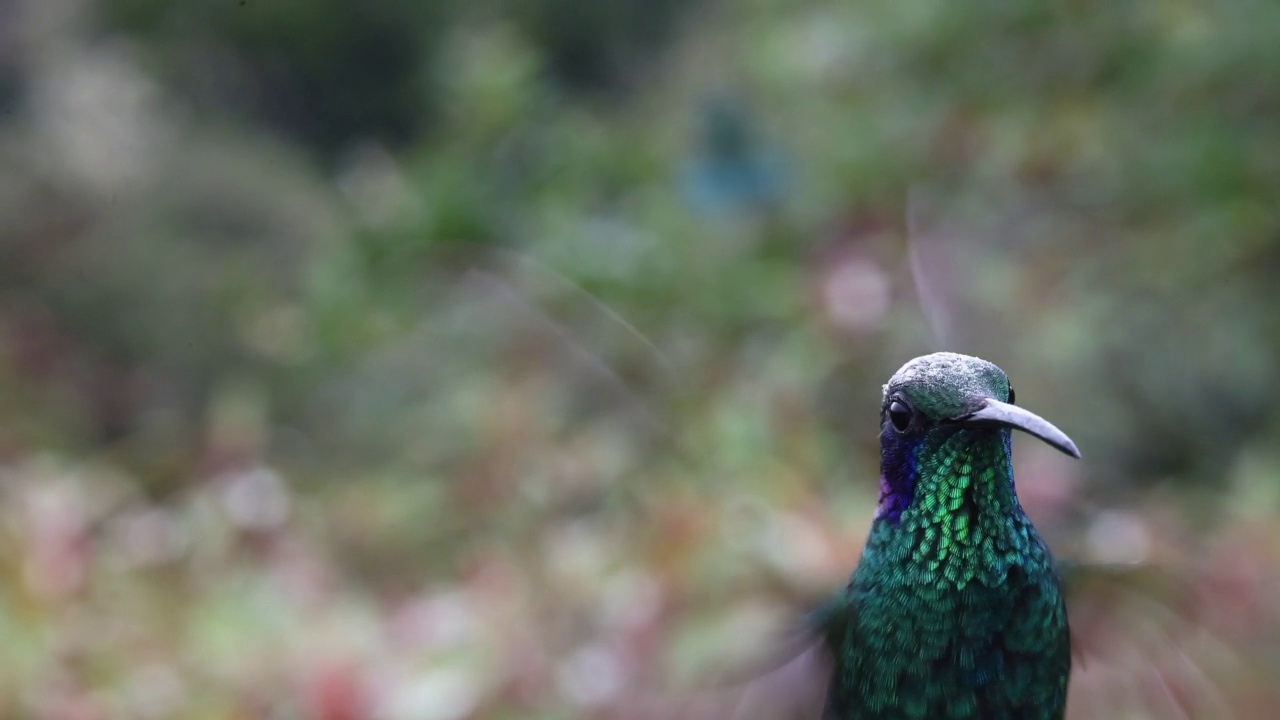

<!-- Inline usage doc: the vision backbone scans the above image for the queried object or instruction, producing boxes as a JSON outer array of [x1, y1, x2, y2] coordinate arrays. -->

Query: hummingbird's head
[[875, 352, 1079, 523], [881, 352, 1079, 458]]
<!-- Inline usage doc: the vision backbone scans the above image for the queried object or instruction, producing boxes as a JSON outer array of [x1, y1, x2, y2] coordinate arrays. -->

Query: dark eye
[[888, 399, 913, 432], [1008, 387, 1016, 404]]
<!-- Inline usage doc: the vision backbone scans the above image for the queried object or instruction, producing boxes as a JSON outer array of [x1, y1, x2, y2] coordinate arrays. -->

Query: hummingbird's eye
[[1008, 387, 1016, 404], [887, 399, 913, 432]]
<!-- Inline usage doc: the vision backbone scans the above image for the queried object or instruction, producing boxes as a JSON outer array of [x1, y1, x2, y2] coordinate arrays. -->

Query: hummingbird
[[820, 351, 1079, 719], [607, 351, 1277, 719]]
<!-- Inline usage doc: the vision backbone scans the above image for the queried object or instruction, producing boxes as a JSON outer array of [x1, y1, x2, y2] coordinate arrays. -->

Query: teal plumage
[[823, 353, 1078, 719]]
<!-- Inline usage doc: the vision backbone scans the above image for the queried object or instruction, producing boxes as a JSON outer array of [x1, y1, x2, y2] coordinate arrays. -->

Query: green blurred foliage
[[1, 0, 1279, 717], [100, 0, 448, 154]]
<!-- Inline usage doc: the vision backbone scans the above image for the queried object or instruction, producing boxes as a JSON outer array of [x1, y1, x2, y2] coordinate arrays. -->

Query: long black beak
[[955, 398, 1081, 458]]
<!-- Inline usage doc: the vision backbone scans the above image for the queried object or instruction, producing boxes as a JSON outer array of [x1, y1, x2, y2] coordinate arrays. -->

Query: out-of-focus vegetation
[[1, 0, 1279, 717]]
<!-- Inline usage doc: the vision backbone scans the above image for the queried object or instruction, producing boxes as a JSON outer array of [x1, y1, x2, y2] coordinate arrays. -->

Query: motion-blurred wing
[[906, 185, 1079, 356], [602, 597, 847, 720], [1060, 557, 1280, 719]]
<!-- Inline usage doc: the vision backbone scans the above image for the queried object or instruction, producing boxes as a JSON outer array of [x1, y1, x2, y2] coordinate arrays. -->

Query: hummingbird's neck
[[865, 427, 1043, 589], [876, 426, 1019, 526]]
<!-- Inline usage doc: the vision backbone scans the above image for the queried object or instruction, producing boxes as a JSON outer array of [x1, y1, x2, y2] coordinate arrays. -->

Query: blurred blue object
[[680, 96, 786, 216]]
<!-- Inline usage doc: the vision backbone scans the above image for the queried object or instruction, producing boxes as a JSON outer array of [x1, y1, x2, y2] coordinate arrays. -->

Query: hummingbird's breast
[[827, 516, 1071, 719]]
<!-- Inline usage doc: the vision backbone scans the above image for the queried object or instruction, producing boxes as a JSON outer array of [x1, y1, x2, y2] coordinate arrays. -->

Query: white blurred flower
[[31, 41, 172, 191], [1086, 510, 1150, 565], [377, 667, 480, 720], [821, 257, 891, 335], [555, 643, 627, 709], [390, 590, 479, 652], [544, 520, 609, 585], [19, 476, 89, 599], [111, 506, 187, 568], [123, 663, 186, 720], [601, 570, 663, 632], [220, 466, 290, 531], [336, 142, 408, 227]]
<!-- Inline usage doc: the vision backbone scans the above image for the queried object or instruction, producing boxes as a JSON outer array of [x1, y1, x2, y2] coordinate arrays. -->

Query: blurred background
[[2, 0, 1280, 717]]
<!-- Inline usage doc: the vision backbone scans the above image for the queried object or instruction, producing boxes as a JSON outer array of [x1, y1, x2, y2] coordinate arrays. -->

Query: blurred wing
[[602, 597, 848, 720], [906, 185, 978, 350], [906, 184, 1079, 355], [308, 251, 686, 467], [1061, 559, 1280, 719]]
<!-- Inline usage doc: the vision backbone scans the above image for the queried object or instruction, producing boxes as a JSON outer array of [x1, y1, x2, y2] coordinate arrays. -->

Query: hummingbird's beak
[[955, 398, 1081, 458]]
